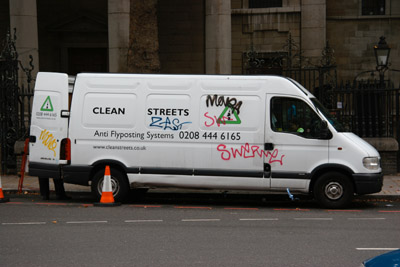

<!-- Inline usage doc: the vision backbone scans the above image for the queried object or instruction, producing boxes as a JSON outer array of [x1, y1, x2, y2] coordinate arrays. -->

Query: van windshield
[[311, 98, 346, 132]]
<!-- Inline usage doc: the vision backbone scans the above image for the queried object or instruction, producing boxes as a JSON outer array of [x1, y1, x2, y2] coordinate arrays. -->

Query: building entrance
[[67, 48, 108, 75]]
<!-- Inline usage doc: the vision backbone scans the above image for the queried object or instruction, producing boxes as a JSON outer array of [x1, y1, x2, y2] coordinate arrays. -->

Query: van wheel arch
[[89, 160, 129, 183], [309, 165, 355, 194], [90, 160, 128, 177]]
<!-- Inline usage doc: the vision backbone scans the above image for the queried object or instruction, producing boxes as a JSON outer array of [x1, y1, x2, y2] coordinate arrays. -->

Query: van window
[[311, 97, 345, 132], [271, 97, 324, 139]]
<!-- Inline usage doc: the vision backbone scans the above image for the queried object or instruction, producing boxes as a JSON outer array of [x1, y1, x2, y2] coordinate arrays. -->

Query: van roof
[[73, 73, 310, 97], [77, 72, 286, 80]]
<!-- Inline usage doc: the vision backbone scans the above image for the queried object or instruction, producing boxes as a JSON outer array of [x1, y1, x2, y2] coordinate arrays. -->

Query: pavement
[[1, 173, 400, 197], [1, 174, 90, 193]]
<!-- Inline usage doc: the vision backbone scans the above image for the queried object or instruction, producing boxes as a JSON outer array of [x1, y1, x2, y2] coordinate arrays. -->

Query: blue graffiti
[[150, 116, 192, 131]]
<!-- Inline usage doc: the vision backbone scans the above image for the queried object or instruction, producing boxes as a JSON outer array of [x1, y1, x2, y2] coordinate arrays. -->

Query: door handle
[[264, 163, 271, 178], [61, 110, 70, 118], [264, 143, 274, 150]]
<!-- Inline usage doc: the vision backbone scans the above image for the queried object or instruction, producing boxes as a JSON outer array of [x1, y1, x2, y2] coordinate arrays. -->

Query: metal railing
[[0, 29, 34, 173], [324, 80, 400, 139]]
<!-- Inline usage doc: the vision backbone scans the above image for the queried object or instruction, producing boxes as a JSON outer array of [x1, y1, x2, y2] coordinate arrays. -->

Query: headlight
[[363, 157, 380, 170]]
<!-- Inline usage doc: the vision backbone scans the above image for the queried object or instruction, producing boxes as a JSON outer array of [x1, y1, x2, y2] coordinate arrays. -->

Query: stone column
[[9, 0, 39, 79], [205, 0, 231, 74], [108, 0, 130, 73], [301, 0, 326, 62]]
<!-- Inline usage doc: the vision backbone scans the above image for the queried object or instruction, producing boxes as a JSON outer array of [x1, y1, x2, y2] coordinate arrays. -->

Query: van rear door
[[29, 72, 69, 178]]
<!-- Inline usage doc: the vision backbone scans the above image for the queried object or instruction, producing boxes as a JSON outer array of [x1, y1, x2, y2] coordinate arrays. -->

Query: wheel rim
[[324, 182, 343, 200], [97, 176, 120, 197]]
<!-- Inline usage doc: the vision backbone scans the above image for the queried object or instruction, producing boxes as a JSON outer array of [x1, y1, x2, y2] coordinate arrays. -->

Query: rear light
[[60, 138, 71, 161]]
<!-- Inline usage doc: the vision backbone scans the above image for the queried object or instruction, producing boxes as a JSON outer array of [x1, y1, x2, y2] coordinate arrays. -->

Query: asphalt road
[[1, 192, 399, 267]]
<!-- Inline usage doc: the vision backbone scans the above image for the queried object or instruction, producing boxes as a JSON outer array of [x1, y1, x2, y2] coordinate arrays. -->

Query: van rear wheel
[[91, 167, 130, 202], [313, 172, 354, 209]]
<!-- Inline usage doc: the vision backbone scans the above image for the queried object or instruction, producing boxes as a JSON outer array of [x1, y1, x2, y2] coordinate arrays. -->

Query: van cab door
[[265, 94, 329, 190], [29, 73, 69, 178]]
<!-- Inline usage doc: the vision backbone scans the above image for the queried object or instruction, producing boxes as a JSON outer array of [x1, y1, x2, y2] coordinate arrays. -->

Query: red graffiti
[[204, 112, 230, 127], [217, 143, 285, 165]]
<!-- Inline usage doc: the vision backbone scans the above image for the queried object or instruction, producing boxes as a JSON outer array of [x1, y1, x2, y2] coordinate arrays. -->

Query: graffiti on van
[[206, 95, 243, 115], [39, 129, 58, 157], [217, 143, 284, 165], [204, 107, 241, 127], [204, 112, 229, 127], [149, 116, 192, 131]]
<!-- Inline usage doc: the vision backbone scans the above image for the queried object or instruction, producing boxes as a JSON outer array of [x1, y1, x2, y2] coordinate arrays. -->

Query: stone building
[[1, 0, 399, 173], [1, 0, 399, 84]]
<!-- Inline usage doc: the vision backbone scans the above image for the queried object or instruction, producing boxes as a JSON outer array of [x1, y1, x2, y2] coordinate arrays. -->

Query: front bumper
[[353, 172, 383, 195]]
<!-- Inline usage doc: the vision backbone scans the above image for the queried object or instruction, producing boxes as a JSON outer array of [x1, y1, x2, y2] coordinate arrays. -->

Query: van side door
[[265, 95, 329, 191], [29, 73, 69, 178]]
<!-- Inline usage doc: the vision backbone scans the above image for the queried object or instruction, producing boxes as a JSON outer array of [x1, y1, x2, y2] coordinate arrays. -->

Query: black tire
[[313, 172, 354, 209], [91, 167, 130, 202]]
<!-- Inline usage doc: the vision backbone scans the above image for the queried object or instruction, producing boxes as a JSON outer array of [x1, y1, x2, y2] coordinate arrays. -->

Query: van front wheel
[[91, 167, 130, 202], [313, 172, 354, 209]]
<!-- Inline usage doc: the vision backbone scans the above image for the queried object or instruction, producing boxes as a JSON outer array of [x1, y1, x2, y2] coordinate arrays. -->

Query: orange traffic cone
[[94, 166, 121, 207], [0, 175, 10, 203]]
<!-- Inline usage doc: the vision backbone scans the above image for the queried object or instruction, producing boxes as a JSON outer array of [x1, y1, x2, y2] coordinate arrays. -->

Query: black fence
[[283, 67, 337, 96], [321, 80, 400, 139], [0, 30, 34, 173]]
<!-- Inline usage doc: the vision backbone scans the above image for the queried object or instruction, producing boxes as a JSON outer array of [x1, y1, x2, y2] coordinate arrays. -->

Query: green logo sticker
[[218, 106, 241, 124], [41, 96, 54, 111]]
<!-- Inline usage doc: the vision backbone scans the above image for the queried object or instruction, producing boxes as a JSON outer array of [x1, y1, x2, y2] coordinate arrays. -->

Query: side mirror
[[320, 121, 332, 140]]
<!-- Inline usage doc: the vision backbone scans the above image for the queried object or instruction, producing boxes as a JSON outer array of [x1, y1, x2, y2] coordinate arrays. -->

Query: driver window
[[271, 97, 323, 139]]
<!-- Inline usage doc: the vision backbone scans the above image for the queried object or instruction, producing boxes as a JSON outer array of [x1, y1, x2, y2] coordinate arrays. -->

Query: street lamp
[[374, 36, 390, 87]]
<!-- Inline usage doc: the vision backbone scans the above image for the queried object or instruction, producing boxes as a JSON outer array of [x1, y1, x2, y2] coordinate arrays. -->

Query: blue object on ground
[[363, 249, 400, 267]]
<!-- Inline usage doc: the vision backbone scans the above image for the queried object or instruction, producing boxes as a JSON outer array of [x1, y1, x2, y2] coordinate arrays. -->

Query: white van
[[28, 72, 383, 208]]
